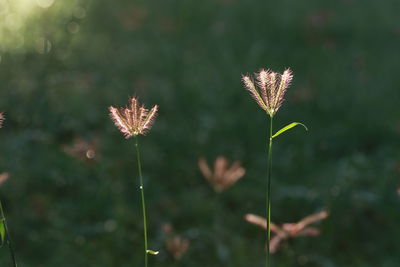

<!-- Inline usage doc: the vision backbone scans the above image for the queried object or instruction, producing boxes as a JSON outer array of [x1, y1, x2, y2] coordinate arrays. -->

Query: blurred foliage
[[1, 0, 400, 266]]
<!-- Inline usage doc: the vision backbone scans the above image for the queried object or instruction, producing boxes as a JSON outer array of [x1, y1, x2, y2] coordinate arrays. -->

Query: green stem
[[266, 116, 273, 267], [0, 200, 17, 267], [134, 136, 148, 267]]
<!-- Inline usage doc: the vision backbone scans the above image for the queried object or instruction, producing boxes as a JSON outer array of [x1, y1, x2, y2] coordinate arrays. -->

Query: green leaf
[[146, 249, 159, 255], [0, 222, 5, 247], [272, 122, 308, 139]]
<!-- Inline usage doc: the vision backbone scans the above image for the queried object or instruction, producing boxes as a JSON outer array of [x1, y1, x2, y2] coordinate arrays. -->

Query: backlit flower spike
[[242, 75, 269, 113], [109, 97, 158, 138], [256, 69, 271, 109], [0, 112, 4, 128], [242, 68, 293, 117], [141, 105, 158, 135], [273, 68, 293, 113], [109, 106, 131, 138]]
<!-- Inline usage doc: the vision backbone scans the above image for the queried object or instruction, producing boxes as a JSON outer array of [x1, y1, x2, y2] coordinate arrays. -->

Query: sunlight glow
[[0, 0, 85, 53]]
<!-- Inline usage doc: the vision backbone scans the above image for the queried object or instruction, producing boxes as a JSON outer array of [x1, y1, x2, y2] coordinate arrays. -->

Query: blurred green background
[[1, 0, 400, 266]]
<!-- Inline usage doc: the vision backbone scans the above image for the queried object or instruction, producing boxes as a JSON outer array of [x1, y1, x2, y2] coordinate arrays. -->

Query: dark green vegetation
[[1, 0, 400, 266]]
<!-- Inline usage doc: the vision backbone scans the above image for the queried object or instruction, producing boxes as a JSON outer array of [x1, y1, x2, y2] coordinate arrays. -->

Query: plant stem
[[266, 116, 273, 267], [134, 136, 148, 267], [0, 200, 17, 267]]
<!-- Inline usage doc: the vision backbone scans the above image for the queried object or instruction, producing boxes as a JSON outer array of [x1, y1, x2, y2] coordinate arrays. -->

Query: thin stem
[[266, 116, 273, 267], [0, 200, 17, 267], [134, 136, 148, 267]]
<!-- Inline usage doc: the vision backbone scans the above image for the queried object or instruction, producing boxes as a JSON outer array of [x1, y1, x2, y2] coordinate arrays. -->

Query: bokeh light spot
[[86, 149, 95, 159], [73, 6, 86, 19], [67, 21, 79, 34], [35, 37, 51, 54]]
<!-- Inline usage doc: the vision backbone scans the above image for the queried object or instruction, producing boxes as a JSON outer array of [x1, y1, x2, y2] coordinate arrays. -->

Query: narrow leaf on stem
[[146, 249, 159, 255], [272, 122, 308, 139], [0, 222, 4, 246]]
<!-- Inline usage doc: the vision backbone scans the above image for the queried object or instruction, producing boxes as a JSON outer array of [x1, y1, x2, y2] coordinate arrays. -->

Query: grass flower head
[[242, 68, 293, 117], [109, 97, 158, 138]]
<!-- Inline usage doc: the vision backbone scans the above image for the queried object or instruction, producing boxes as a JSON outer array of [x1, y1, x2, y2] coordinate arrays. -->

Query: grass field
[[1, 0, 400, 266]]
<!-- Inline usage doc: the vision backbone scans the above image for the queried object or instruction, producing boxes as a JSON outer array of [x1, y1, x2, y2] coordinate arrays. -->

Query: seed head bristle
[[138, 105, 148, 132], [242, 75, 268, 112], [130, 97, 138, 130], [110, 107, 131, 138], [256, 69, 271, 109], [274, 68, 293, 111], [267, 72, 277, 105], [141, 105, 158, 135], [109, 97, 158, 138]]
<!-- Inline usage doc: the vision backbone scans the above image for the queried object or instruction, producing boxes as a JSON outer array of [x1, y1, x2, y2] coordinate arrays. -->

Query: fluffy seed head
[[109, 97, 158, 138], [242, 68, 293, 116]]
